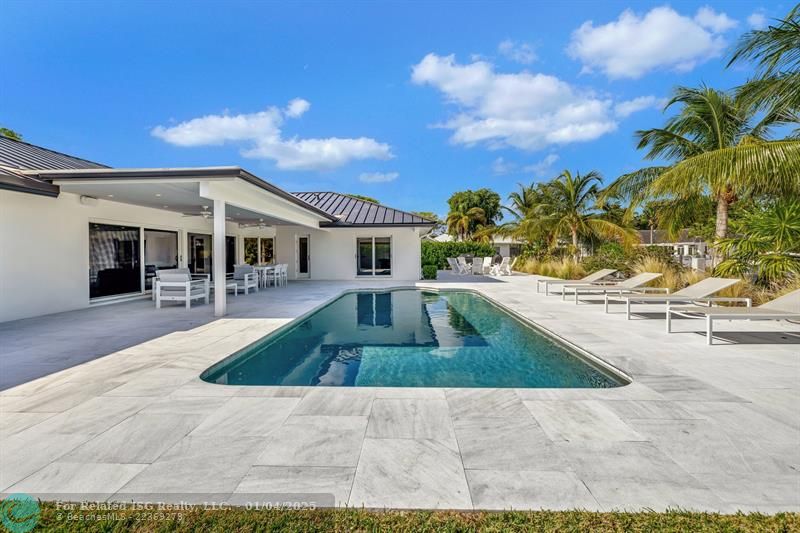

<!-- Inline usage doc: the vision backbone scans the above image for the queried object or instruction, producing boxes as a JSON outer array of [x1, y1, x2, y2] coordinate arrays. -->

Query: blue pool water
[[201, 289, 625, 388]]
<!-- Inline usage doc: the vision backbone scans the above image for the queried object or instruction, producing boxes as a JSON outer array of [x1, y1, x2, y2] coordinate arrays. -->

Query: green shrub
[[421, 264, 438, 280], [421, 241, 496, 269]]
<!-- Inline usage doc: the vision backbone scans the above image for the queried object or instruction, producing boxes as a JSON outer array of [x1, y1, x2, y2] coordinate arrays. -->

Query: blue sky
[[1, 1, 787, 216]]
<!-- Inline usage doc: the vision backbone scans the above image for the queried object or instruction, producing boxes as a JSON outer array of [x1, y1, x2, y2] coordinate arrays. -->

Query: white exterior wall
[[0, 189, 424, 322], [274, 225, 421, 281], [0, 189, 274, 322]]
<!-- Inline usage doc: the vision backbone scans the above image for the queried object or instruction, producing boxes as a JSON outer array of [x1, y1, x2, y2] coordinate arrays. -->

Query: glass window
[[89, 223, 141, 299], [188, 233, 212, 275], [244, 238, 259, 265], [356, 237, 391, 276], [260, 238, 274, 264]]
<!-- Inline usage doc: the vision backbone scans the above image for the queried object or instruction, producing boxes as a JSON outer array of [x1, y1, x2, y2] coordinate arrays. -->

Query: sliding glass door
[[143, 229, 178, 290], [357, 237, 391, 276], [89, 223, 141, 298]]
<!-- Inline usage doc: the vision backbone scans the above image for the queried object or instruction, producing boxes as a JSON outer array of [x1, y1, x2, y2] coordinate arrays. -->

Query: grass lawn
[[35, 503, 799, 532]]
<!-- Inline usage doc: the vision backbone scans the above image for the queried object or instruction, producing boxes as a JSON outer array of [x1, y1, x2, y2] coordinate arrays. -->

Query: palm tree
[[715, 200, 800, 283], [728, 6, 800, 127], [603, 85, 800, 243], [446, 207, 486, 241], [546, 170, 637, 258]]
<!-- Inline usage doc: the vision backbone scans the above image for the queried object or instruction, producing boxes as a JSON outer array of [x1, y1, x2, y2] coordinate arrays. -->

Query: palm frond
[[649, 140, 800, 199], [728, 5, 800, 77]]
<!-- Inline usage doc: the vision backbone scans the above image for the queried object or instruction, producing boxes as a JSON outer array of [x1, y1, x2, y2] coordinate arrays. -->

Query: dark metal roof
[[292, 192, 435, 227], [0, 136, 108, 171]]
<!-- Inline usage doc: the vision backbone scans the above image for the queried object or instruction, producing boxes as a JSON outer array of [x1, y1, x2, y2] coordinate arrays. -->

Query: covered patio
[[13, 167, 334, 318]]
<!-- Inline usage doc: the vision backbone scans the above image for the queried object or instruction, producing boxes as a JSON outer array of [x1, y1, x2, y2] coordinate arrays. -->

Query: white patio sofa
[[154, 271, 209, 309]]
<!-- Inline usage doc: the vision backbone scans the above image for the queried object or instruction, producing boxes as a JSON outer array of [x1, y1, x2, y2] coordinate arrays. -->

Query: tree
[[446, 188, 502, 238], [603, 85, 800, 244], [446, 207, 486, 241], [715, 200, 800, 284], [347, 194, 379, 204], [546, 170, 637, 258], [0, 127, 22, 141], [485, 182, 555, 246], [413, 211, 445, 236], [728, 6, 800, 130]]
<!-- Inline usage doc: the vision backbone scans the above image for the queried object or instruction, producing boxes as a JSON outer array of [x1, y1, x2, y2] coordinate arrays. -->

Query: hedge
[[421, 264, 438, 279], [421, 240, 496, 269]]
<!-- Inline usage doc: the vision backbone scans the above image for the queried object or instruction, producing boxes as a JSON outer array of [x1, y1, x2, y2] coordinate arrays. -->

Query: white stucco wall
[[274, 225, 421, 281], [0, 189, 274, 322], [0, 189, 424, 322]]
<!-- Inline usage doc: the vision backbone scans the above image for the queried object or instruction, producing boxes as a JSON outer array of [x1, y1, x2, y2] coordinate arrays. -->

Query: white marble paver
[[0, 276, 798, 512]]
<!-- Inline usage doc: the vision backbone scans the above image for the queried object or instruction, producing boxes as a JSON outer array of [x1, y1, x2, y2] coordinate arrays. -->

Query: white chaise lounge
[[604, 277, 742, 318], [666, 288, 800, 345], [154, 271, 209, 309], [537, 268, 618, 295], [562, 272, 663, 304]]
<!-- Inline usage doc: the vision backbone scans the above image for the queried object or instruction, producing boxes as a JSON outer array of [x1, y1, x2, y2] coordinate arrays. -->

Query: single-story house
[[0, 136, 435, 322]]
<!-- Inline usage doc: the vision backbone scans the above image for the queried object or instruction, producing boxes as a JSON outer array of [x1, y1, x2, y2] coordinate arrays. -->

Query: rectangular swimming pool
[[201, 289, 627, 388]]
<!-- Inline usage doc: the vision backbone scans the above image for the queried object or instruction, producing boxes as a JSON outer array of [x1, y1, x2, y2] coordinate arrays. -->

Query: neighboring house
[[428, 233, 523, 258], [638, 229, 711, 270], [0, 137, 434, 322]]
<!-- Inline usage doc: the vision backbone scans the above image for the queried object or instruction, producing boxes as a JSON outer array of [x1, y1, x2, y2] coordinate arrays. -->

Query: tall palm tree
[[728, 5, 800, 127], [446, 207, 486, 241], [603, 85, 800, 242], [546, 170, 637, 258]]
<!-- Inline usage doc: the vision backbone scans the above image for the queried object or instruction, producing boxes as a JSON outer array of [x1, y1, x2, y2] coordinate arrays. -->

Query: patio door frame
[[295, 234, 311, 279]]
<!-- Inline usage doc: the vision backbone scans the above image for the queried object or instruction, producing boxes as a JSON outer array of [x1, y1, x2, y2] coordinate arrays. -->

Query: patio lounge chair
[[490, 257, 512, 276], [471, 259, 484, 275], [562, 272, 663, 304], [666, 288, 800, 345], [482, 256, 493, 274], [154, 271, 209, 309], [605, 277, 742, 318], [456, 257, 471, 275], [537, 268, 618, 296], [229, 264, 259, 294]]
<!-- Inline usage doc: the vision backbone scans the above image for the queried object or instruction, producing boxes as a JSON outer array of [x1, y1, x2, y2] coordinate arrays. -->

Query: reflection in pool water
[[201, 289, 624, 388]]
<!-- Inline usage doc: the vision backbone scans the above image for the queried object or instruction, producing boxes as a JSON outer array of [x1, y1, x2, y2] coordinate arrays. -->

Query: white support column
[[213, 199, 227, 317]]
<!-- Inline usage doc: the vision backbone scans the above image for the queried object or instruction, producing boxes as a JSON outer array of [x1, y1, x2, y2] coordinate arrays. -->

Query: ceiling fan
[[181, 206, 232, 221]]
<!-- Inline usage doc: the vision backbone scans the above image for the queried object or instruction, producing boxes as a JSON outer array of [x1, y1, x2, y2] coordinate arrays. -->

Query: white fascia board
[[199, 179, 326, 230]]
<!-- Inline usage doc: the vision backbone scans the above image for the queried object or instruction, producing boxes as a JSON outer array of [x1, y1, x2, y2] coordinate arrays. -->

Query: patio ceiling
[[28, 167, 335, 229], [56, 181, 299, 226]]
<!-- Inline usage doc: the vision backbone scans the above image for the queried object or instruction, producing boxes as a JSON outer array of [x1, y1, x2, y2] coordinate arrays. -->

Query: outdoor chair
[[667, 288, 800, 345], [229, 264, 258, 294], [490, 257, 512, 276], [604, 277, 742, 318], [536, 268, 618, 295], [562, 272, 663, 304], [482, 257, 493, 274], [154, 271, 209, 309], [456, 257, 471, 275]]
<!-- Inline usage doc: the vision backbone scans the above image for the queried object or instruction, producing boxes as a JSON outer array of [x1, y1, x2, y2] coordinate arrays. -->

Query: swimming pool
[[201, 289, 627, 388]]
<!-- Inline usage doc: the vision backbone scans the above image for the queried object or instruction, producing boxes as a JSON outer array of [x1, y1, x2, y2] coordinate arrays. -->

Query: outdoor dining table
[[253, 265, 276, 288]]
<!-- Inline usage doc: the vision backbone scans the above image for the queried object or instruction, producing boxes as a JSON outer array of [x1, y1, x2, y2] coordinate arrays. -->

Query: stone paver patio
[[1, 274, 798, 512]]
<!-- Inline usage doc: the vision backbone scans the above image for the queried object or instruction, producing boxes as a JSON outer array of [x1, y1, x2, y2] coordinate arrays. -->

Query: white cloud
[[567, 6, 736, 79], [411, 53, 618, 151], [614, 95, 663, 118], [492, 157, 516, 175], [152, 100, 392, 171], [695, 6, 738, 32], [359, 171, 399, 183], [284, 98, 311, 118], [747, 12, 767, 29], [498, 39, 537, 64], [524, 153, 559, 177]]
